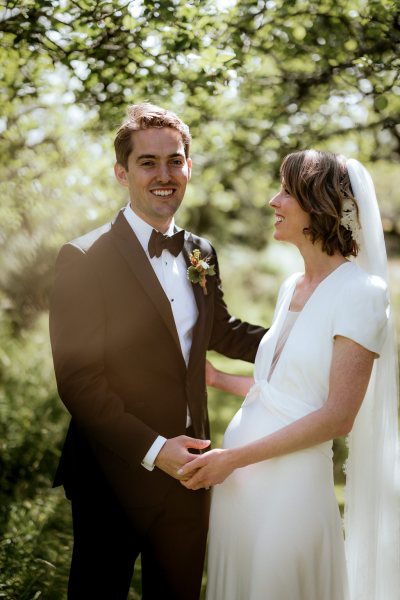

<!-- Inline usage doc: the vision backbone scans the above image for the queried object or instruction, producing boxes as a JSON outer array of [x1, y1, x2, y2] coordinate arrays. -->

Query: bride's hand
[[178, 448, 235, 490], [205, 359, 218, 387], [205, 361, 254, 396]]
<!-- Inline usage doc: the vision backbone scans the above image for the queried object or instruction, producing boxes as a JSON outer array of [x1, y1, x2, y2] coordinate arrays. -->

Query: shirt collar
[[123, 203, 175, 253]]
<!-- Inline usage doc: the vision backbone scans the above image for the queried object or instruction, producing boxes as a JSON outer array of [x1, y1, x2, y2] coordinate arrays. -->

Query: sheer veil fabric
[[345, 159, 400, 599]]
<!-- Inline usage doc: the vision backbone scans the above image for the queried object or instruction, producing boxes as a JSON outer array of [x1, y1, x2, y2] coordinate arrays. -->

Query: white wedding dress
[[206, 262, 388, 600]]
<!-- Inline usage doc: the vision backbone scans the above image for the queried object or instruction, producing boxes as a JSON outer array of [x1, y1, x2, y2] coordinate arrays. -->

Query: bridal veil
[[345, 159, 400, 599]]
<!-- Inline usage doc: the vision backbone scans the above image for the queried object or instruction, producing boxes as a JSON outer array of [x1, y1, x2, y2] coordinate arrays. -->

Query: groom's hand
[[155, 436, 210, 480]]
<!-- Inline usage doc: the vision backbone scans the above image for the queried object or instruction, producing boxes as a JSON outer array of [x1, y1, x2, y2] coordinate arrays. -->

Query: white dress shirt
[[123, 204, 199, 470]]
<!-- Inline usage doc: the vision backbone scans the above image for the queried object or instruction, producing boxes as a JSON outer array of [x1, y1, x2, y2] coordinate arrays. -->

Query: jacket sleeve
[[207, 245, 267, 361], [49, 243, 158, 469]]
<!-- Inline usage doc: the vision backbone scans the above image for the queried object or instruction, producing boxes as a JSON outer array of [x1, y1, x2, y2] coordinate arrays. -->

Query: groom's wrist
[[141, 435, 167, 471]]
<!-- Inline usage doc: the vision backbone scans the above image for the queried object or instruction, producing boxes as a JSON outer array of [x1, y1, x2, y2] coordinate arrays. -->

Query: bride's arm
[[181, 336, 375, 489], [206, 359, 254, 397]]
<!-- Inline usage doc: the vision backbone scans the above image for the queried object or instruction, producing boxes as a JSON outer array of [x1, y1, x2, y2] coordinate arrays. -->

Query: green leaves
[[1, 0, 399, 157], [0, 0, 400, 326], [374, 95, 389, 111]]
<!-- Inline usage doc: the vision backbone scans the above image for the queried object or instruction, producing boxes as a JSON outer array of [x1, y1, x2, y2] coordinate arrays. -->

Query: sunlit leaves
[[1, 0, 398, 152], [0, 0, 399, 318]]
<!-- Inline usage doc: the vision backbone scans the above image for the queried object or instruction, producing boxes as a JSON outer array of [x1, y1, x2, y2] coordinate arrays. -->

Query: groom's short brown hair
[[114, 103, 192, 169]]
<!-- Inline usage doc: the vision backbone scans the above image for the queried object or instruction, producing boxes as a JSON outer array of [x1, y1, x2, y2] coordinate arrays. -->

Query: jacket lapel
[[182, 231, 208, 367], [110, 210, 185, 363]]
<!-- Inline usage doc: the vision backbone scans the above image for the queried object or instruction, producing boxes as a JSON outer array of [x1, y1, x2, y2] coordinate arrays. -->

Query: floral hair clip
[[187, 249, 216, 295], [340, 198, 362, 245]]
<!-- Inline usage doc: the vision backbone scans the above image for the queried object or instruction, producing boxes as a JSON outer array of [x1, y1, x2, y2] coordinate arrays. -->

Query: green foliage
[[1, 0, 400, 329], [1, 0, 399, 159], [0, 313, 71, 598], [0, 100, 124, 330], [0, 1, 399, 596]]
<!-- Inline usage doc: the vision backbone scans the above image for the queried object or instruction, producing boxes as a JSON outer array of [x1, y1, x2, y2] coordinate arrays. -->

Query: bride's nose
[[269, 192, 280, 208]]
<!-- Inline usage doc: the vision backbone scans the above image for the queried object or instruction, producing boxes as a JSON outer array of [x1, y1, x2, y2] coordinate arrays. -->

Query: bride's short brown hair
[[280, 150, 359, 257]]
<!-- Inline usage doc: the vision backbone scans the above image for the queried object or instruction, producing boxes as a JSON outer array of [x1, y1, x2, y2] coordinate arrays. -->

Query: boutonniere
[[187, 249, 216, 295]]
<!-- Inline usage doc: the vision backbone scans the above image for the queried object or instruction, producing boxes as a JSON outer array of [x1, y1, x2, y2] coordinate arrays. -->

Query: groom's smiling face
[[114, 127, 192, 232]]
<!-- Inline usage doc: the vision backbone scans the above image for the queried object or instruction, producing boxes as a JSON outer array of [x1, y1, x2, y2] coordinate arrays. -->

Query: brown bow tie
[[148, 229, 185, 258]]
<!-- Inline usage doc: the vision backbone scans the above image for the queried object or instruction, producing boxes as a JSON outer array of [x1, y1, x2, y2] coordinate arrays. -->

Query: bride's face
[[269, 186, 311, 245]]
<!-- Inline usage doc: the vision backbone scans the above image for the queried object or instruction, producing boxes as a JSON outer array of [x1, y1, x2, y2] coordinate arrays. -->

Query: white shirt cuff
[[141, 435, 167, 471]]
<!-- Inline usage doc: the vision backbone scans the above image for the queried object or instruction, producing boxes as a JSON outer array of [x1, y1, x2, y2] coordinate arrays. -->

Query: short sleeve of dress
[[332, 272, 389, 356]]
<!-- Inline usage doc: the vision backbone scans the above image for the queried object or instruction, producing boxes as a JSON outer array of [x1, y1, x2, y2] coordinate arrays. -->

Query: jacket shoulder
[[68, 222, 112, 254]]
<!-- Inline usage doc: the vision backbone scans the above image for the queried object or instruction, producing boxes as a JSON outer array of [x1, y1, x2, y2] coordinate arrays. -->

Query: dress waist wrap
[[242, 380, 332, 458]]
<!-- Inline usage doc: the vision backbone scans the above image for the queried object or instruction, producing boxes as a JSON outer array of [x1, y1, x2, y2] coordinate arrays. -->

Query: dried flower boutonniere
[[187, 249, 216, 295]]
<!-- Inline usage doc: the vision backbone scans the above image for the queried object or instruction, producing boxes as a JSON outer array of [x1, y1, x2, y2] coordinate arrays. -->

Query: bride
[[179, 151, 399, 599]]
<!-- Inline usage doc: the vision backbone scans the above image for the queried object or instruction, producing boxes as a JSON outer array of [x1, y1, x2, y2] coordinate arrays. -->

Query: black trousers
[[67, 480, 210, 600]]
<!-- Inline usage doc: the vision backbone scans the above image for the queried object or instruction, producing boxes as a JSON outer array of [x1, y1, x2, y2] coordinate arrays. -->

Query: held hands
[[155, 435, 210, 480], [155, 360, 235, 487], [177, 448, 235, 490]]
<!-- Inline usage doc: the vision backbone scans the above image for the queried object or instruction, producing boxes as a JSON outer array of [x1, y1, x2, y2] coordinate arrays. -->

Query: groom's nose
[[156, 163, 171, 183]]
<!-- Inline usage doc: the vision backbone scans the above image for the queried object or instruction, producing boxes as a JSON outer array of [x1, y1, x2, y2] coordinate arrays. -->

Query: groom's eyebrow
[[136, 154, 156, 160], [136, 153, 185, 160]]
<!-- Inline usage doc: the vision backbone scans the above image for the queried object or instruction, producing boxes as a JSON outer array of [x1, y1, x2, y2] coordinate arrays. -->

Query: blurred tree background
[[0, 0, 399, 597]]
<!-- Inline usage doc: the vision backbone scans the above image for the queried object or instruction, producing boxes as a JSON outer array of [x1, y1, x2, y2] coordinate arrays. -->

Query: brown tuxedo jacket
[[50, 209, 266, 508]]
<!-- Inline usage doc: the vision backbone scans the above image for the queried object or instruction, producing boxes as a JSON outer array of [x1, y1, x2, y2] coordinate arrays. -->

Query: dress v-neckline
[[266, 261, 351, 382], [289, 261, 350, 313]]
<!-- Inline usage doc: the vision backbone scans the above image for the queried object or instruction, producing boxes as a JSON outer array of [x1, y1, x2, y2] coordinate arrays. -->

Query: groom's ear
[[114, 162, 129, 187]]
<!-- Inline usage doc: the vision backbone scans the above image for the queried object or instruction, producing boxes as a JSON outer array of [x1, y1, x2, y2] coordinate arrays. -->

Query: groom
[[49, 103, 265, 600]]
